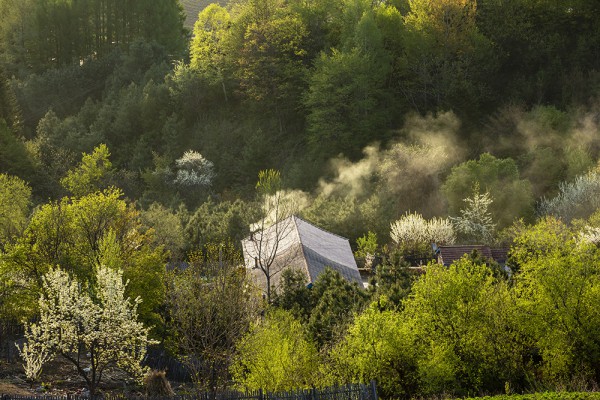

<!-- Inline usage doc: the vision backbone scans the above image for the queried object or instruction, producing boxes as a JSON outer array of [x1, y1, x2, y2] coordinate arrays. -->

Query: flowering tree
[[174, 150, 215, 188], [451, 187, 496, 244], [20, 266, 155, 397], [539, 169, 600, 223], [390, 212, 455, 253]]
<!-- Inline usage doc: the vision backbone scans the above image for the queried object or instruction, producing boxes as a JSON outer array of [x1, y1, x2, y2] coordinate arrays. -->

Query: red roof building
[[436, 245, 508, 267]]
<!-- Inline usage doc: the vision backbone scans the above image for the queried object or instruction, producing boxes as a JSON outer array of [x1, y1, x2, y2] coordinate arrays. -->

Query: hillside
[[181, 0, 228, 28]]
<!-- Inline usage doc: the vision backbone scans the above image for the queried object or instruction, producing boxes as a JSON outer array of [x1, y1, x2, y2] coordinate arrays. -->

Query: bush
[[144, 370, 175, 397]]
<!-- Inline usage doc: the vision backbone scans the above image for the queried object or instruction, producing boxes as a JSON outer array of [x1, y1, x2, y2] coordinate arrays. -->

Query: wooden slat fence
[[0, 381, 377, 400]]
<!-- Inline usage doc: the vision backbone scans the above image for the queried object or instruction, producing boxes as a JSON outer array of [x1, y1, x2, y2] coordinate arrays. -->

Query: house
[[241, 215, 363, 295], [435, 244, 509, 267]]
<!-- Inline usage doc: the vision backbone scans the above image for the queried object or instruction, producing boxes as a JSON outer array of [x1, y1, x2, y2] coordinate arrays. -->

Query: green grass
[[461, 393, 600, 400], [180, 0, 228, 29]]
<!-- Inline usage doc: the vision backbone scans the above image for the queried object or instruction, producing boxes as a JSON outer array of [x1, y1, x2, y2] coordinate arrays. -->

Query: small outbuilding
[[435, 244, 509, 267]]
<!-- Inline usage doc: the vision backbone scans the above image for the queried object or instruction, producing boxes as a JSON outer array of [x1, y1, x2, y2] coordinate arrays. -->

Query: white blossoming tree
[[174, 150, 216, 188], [451, 186, 496, 244], [539, 169, 600, 223], [19, 266, 155, 396], [390, 212, 455, 255]]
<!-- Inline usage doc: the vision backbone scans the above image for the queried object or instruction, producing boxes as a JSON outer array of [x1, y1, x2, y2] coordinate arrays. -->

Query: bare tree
[[168, 242, 259, 392], [242, 169, 298, 303]]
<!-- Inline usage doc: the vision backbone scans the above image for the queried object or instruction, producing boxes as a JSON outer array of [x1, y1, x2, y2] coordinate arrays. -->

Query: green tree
[[185, 198, 254, 251], [60, 144, 114, 197], [355, 231, 378, 269], [0, 173, 33, 321], [399, 0, 497, 115], [367, 253, 415, 309], [0, 65, 22, 131], [0, 173, 31, 250], [307, 268, 367, 348], [507, 217, 572, 274], [477, 0, 600, 107], [231, 0, 309, 130], [271, 268, 312, 321], [1, 0, 185, 71], [304, 9, 391, 160], [304, 47, 389, 160], [442, 153, 534, 229], [140, 202, 187, 262], [404, 258, 524, 395], [231, 308, 319, 391], [190, 4, 232, 103], [0, 120, 36, 181], [512, 219, 600, 385], [325, 301, 419, 398], [20, 266, 155, 396], [2, 188, 167, 329]]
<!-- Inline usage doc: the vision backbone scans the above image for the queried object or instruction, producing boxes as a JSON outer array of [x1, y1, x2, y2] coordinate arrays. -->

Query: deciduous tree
[[0, 173, 30, 250], [513, 224, 600, 384], [442, 153, 533, 229], [2, 188, 167, 328], [390, 211, 455, 253], [450, 185, 496, 244], [60, 144, 114, 197], [243, 170, 296, 303], [168, 242, 258, 391], [20, 266, 155, 397], [404, 258, 523, 395], [325, 301, 419, 398], [190, 4, 232, 103], [230, 308, 319, 391]]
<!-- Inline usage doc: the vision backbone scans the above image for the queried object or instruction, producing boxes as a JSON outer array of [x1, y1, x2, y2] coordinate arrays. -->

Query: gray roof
[[241, 216, 362, 291], [301, 245, 362, 284]]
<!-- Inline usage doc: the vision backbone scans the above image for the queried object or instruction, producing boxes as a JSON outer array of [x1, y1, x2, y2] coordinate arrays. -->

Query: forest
[[2, 0, 600, 398]]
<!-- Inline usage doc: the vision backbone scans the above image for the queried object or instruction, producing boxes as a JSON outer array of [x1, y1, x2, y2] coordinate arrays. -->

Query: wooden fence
[[0, 381, 377, 400], [0, 321, 24, 361]]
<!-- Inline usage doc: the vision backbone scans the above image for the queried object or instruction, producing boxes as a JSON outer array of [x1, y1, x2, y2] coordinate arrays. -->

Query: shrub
[[144, 370, 175, 397]]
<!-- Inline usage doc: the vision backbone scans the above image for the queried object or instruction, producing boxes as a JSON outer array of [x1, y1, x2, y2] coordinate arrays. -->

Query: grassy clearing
[[180, 0, 228, 28]]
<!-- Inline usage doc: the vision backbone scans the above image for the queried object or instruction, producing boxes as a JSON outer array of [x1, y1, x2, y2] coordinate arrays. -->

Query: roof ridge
[[292, 214, 351, 242], [298, 243, 312, 282]]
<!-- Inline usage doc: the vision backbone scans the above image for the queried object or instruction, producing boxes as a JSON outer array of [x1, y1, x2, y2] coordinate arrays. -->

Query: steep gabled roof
[[241, 216, 362, 288]]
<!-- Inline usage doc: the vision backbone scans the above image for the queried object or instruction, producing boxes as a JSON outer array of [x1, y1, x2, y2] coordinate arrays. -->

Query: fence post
[[369, 380, 378, 400], [311, 387, 317, 400], [258, 388, 263, 400]]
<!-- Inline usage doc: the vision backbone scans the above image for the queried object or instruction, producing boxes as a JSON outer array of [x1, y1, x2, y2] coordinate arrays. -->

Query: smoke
[[317, 145, 380, 198], [315, 112, 464, 214], [483, 104, 600, 198], [255, 188, 313, 229], [298, 112, 466, 244], [289, 105, 600, 243]]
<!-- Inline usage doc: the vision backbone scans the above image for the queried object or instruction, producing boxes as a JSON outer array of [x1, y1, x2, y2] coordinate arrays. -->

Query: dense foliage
[[3, 0, 600, 398]]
